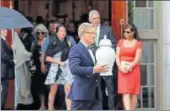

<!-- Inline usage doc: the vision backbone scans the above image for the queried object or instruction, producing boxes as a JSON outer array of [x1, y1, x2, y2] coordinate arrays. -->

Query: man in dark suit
[[1, 29, 14, 109], [69, 23, 108, 110], [88, 10, 117, 110]]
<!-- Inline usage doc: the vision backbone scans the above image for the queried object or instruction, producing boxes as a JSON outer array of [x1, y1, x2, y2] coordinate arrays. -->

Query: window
[[138, 40, 156, 108], [135, 0, 147, 7], [132, 1, 155, 30]]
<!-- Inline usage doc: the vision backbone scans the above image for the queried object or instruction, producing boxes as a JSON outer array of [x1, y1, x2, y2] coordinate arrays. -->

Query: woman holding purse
[[116, 24, 143, 110]]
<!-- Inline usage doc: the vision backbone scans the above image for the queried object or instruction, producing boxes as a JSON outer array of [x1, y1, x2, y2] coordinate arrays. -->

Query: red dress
[[117, 39, 142, 95]]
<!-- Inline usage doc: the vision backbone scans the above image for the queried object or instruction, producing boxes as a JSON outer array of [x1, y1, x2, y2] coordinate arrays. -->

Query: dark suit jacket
[[1, 38, 14, 80], [20, 33, 34, 52], [95, 24, 117, 50], [69, 42, 101, 100]]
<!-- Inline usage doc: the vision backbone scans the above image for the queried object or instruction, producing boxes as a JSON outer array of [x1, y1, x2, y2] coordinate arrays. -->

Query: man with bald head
[[69, 23, 109, 110], [89, 10, 117, 110]]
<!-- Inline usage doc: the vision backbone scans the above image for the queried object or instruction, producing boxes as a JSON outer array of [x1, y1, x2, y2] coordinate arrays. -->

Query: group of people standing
[[27, 22, 76, 110], [1, 9, 143, 110], [68, 10, 142, 110]]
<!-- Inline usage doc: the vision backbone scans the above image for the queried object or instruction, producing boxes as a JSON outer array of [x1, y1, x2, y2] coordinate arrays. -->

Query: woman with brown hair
[[116, 24, 143, 110]]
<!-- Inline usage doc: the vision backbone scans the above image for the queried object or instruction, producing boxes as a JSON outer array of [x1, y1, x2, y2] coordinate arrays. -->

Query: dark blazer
[[98, 24, 117, 49], [69, 42, 101, 100], [1, 38, 14, 80], [20, 33, 34, 52]]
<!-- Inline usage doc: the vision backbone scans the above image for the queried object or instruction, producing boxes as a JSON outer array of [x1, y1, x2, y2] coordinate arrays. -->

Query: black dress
[[31, 42, 46, 94]]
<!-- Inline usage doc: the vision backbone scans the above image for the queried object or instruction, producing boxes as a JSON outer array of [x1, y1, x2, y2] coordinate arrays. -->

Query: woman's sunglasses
[[124, 31, 131, 34], [36, 32, 45, 35]]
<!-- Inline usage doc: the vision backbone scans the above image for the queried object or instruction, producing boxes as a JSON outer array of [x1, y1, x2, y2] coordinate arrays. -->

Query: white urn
[[95, 35, 116, 76]]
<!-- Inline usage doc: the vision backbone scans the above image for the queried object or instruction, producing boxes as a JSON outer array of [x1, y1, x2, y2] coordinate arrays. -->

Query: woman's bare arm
[[130, 48, 142, 68], [46, 56, 62, 65]]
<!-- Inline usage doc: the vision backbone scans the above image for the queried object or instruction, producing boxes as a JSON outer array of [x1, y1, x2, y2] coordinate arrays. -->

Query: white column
[[161, 1, 170, 110]]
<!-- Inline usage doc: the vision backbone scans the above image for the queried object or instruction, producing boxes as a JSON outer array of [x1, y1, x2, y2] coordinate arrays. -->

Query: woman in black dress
[[31, 24, 48, 110]]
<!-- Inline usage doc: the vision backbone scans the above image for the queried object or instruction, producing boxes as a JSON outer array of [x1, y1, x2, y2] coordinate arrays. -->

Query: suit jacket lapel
[[79, 42, 94, 65]]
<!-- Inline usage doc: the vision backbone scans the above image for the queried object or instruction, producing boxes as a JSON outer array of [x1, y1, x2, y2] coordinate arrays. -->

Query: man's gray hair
[[89, 10, 100, 19], [78, 22, 96, 38]]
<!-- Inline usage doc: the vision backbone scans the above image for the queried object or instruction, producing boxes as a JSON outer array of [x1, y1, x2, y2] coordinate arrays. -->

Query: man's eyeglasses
[[85, 32, 96, 35], [36, 32, 45, 35]]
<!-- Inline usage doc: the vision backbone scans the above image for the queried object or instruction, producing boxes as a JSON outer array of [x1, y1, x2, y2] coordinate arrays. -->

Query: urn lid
[[99, 35, 113, 46]]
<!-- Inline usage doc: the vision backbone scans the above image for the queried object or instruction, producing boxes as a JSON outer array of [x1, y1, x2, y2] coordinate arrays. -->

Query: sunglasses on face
[[124, 30, 131, 34], [36, 32, 45, 35]]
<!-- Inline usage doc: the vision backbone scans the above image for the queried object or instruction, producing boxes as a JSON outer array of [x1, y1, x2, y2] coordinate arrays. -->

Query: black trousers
[[1, 79, 9, 109], [101, 76, 116, 110], [71, 100, 102, 110]]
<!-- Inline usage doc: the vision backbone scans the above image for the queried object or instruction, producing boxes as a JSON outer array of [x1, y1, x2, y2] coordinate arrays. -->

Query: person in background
[[12, 31, 33, 110], [67, 21, 79, 43], [36, 15, 45, 25], [1, 29, 14, 110], [45, 25, 76, 110], [116, 24, 142, 110], [31, 24, 49, 110], [48, 20, 58, 35], [88, 10, 117, 110], [19, 28, 34, 52], [56, 14, 67, 26], [40, 21, 60, 73]]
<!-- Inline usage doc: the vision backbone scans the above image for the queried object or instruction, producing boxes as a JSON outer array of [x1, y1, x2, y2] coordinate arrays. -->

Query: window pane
[[141, 41, 154, 63], [133, 9, 154, 30], [140, 65, 147, 85], [140, 66, 154, 86], [135, 1, 147, 7], [142, 87, 155, 108], [147, 65, 154, 85], [148, 1, 154, 7]]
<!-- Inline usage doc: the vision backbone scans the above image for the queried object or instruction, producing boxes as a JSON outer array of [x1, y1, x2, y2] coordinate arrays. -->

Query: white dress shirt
[[81, 40, 96, 64], [95, 24, 100, 46], [1, 35, 6, 41]]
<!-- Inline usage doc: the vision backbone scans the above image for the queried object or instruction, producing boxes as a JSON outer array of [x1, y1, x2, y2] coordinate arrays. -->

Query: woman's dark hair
[[56, 24, 66, 34], [56, 25, 70, 61], [124, 23, 140, 40], [55, 24, 68, 42]]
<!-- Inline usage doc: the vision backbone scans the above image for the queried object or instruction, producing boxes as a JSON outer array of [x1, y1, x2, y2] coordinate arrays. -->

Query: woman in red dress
[[116, 24, 143, 110]]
